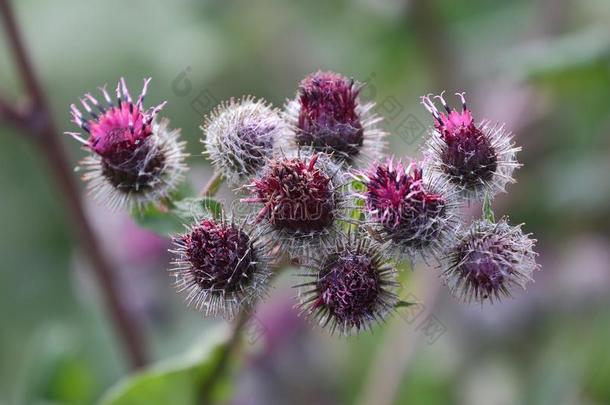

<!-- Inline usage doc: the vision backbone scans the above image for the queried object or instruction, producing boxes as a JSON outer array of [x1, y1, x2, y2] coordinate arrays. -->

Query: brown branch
[[0, 0, 146, 368], [0, 94, 25, 129], [0, 0, 45, 106]]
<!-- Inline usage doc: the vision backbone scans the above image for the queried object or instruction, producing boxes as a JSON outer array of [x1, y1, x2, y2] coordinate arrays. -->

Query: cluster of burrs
[[67, 72, 539, 335]]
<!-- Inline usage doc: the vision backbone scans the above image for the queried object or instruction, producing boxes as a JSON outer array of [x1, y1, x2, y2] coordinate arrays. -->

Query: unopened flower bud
[[296, 232, 398, 335], [358, 158, 460, 261], [203, 97, 289, 186], [242, 152, 347, 256], [443, 218, 539, 303], [284, 71, 385, 167], [170, 217, 272, 318]]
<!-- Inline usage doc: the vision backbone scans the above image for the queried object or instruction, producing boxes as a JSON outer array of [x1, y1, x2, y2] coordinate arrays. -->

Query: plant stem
[[195, 171, 246, 404], [197, 310, 251, 404], [0, 0, 146, 369], [0, 95, 24, 129], [199, 171, 224, 197], [0, 1, 44, 108], [196, 260, 286, 404], [356, 3, 458, 403], [482, 194, 496, 223], [357, 269, 442, 405]]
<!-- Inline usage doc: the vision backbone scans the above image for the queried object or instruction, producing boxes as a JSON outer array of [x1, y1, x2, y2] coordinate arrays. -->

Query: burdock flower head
[[67, 78, 187, 210], [357, 157, 460, 261], [443, 218, 539, 303], [203, 97, 289, 186], [421, 92, 520, 201], [241, 152, 347, 256], [170, 217, 273, 318], [284, 70, 385, 167], [296, 231, 398, 335]]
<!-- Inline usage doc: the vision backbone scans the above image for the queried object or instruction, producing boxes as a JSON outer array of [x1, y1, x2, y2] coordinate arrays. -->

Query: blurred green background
[[1, 0, 610, 404]]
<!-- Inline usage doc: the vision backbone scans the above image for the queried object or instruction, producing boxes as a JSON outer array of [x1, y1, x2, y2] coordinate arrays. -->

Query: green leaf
[[131, 198, 223, 237], [98, 327, 231, 405], [173, 197, 223, 222], [16, 324, 98, 405], [169, 181, 197, 202], [395, 300, 418, 308], [131, 204, 184, 236]]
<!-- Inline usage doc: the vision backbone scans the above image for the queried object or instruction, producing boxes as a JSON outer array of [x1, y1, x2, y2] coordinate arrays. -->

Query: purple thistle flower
[[357, 157, 460, 261], [296, 231, 398, 335], [443, 218, 539, 303], [202, 96, 289, 186], [421, 92, 520, 201], [170, 217, 273, 318], [67, 78, 187, 210], [284, 71, 385, 167], [241, 152, 348, 256]]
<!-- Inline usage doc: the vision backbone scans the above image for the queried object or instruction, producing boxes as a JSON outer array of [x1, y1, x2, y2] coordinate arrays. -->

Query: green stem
[[197, 310, 250, 404], [482, 193, 496, 223], [196, 262, 286, 404], [200, 172, 224, 198]]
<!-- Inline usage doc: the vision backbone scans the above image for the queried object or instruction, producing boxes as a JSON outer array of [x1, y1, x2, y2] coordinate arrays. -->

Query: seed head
[[443, 218, 539, 303], [67, 78, 187, 211], [296, 232, 398, 335], [421, 92, 520, 201], [203, 97, 289, 186], [284, 71, 385, 167], [241, 152, 347, 256], [170, 217, 272, 318], [357, 158, 460, 261]]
